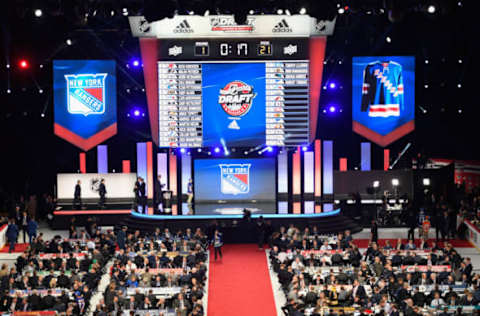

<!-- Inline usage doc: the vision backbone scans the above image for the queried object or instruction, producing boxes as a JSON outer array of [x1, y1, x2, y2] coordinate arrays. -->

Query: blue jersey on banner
[[194, 158, 275, 202], [201, 63, 266, 147], [54, 60, 117, 150], [352, 56, 414, 146]]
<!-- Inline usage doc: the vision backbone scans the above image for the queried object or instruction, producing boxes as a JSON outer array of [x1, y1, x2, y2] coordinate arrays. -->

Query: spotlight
[[180, 148, 186, 154], [329, 82, 336, 89], [244, 151, 248, 155], [225, 150, 230, 156], [66, 39, 72, 46], [7, 89, 11, 94], [427, 5, 436, 14], [39, 64, 43, 68], [41, 113, 45, 118], [424, 84, 429, 89], [132, 60, 140, 67], [133, 110, 140, 117], [214, 147, 220, 153], [197, 148, 202, 152], [373, 181, 380, 188], [457, 83, 462, 88], [110, 10, 115, 16], [19, 60, 29, 69], [299, 7, 307, 14], [39, 89, 43, 94], [302, 146, 308, 152], [386, 36, 392, 43], [122, 8, 128, 16], [338, 7, 345, 14], [267, 146, 273, 152], [458, 59, 462, 64], [34, 9, 42, 17], [425, 59, 429, 64], [392, 179, 399, 186], [276, 9, 283, 14], [423, 178, 431, 186], [6, 64, 10, 69], [329, 106, 336, 113], [458, 109, 462, 113]]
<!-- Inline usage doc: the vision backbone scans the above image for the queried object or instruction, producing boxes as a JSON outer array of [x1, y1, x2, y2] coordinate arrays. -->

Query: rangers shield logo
[[219, 164, 251, 195], [65, 73, 107, 116], [218, 81, 256, 117]]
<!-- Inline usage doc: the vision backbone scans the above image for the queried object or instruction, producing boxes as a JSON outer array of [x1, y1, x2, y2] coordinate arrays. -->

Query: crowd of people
[[270, 225, 479, 316]]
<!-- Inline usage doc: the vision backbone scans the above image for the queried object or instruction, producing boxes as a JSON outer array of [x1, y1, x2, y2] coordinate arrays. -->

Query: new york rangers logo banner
[[352, 56, 415, 147], [53, 60, 117, 151], [219, 164, 251, 195]]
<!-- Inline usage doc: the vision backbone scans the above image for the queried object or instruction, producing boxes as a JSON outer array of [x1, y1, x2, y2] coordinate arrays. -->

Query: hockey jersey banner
[[352, 56, 415, 147]]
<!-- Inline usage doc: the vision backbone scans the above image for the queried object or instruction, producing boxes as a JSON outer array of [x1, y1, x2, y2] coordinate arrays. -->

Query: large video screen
[[352, 56, 415, 147], [194, 158, 276, 203], [158, 61, 309, 148]]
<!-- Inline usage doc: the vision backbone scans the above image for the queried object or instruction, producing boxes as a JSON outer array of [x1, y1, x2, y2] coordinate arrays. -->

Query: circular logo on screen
[[218, 81, 256, 117]]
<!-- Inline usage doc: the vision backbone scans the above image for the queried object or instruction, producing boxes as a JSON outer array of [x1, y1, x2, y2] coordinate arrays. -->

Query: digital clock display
[[219, 43, 248, 56]]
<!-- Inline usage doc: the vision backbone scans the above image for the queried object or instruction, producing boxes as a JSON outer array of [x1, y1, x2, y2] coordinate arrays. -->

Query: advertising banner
[[53, 60, 117, 151], [352, 56, 415, 147]]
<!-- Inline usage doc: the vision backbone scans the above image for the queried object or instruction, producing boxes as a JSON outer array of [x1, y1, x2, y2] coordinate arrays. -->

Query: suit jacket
[[74, 184, 81, 198], [99, 183, 106, 196]]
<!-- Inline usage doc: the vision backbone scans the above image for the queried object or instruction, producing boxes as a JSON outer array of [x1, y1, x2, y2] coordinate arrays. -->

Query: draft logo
[[65, 73, 107, 116], [218, 81, 256, 117], [219, 164, 251, 195]]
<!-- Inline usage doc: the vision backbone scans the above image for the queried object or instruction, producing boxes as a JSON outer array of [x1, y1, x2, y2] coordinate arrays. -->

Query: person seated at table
[[430, 291, 445, 308], [405, 239, 416, 250], [320, 241, 332, 251], [395, 238, 405, 250]]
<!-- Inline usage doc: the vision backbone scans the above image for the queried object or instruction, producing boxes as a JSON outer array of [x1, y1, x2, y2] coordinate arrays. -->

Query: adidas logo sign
[[272, 19, 292, 33], [174, 20, 194, 33]]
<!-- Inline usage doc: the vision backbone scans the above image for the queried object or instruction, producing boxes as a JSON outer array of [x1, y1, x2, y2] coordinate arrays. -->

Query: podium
[[162, 190, 173, 214]]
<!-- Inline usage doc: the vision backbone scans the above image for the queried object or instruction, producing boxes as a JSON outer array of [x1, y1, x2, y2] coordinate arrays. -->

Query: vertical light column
[[339, 158, 347, 171], [122, 160, 131, 173], [136, 142, 147, 187], [277, 151, 288, 194], [314, 140, 322, 200], [361, 142, 371, 171], [97, 145, 108, 174], [146, 142, 153, 201], [181, 155, 192, 194], [304, 151, 314, 194], [169, 150, 177, 196], [169, 150, 178, 215], [79, 153, 86, 174], [292, 147, 301, 197], [384, 149, 390, 171], [322, 141, 333, 195], [157, 153, 168, 187]]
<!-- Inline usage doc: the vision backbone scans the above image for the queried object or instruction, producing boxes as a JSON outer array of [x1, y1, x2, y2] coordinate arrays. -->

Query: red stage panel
[[309, 38, 327, 141], [169, 150, 177, 197], [384, 149, 390, 171], [79, 153, 86, 174], [292, 148, 301, 196], [340, 158, 347, 171], [122, 160, 131, 173], [314, 140, 322, 199], [147, 142, 154, 202]]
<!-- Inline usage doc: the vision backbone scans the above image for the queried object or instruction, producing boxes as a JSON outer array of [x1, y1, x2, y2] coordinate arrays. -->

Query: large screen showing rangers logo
[[158, 61, 309, 148], [194, 158, 276, 202]]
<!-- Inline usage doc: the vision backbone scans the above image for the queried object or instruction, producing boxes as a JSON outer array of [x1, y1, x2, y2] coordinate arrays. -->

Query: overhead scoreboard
[[157, 38, 310, 148], [128, 14, 336, 148]]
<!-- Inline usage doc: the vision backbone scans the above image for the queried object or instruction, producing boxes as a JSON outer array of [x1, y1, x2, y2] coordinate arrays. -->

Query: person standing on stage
[[138, 177, 146, 213], [187, 178, 193, 205], [154, 174, 165, 213], [74, 180, 82, 210], [371, 220, 378, 243], [212, 229, 223, 261], [6, 219, 18, 253], [256, 216, 266, 250], [98, 178, 106, 209], [27, 216, 38, 244]]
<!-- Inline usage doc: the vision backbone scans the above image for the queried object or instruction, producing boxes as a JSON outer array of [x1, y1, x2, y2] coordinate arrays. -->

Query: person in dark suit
[[371, 220, 378, 243], [42, 290, 56, 309], [117, 226, 127, 250], [98, 179, 106, 208], [154, 174, 165, 213], [74, 180, 82, 209], [137, 177, 146, 213], [6, 219, 19, 253], [352, 279, 366, 299], [19, 211, 29, 243], [27, 217, 38, 244], [212, 229, 223, 261]]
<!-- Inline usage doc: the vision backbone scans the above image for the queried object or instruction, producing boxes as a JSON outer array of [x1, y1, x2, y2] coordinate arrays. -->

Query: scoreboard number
[[257, 42, 272, 56], [194, 42, 210, 56]]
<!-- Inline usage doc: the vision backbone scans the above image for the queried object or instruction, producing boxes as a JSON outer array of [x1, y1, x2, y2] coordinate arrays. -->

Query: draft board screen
[[194, 158, 276, 203], [158, 61, 309, 148]]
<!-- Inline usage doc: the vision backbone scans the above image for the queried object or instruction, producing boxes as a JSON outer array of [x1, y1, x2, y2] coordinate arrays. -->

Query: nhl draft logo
[[218, 81, 256, 117], [90, 178, 100, 193], [65, 73, 107, 116], [219, 164, 251, 195]]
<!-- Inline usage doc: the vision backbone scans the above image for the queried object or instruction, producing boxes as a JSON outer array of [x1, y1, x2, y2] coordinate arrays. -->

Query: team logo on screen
[[219, 164, 251, 195], [65, 73, 107, 116], [218, 81, 256, 117]]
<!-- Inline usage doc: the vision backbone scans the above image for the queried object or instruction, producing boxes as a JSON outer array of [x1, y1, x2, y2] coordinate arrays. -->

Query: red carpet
[[353, 238, 473, 248], [208, 244, 277, 316], [0, 243, 29, 253]]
